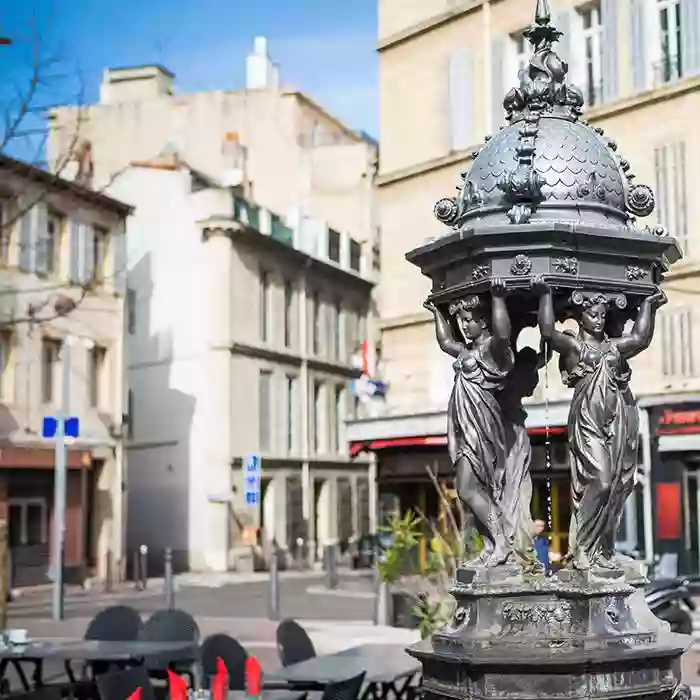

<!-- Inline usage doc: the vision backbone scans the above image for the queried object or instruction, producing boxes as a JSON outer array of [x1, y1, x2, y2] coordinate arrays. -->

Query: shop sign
[[655, 405, 700, 436]]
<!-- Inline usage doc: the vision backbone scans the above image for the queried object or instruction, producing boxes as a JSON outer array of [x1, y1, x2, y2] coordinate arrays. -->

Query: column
[[194, 228, 234, 572]]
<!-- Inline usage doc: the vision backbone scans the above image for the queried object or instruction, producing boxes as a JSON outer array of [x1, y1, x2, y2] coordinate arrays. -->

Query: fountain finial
[[535, 0, 551, 26], [524, 0, 562, 51]]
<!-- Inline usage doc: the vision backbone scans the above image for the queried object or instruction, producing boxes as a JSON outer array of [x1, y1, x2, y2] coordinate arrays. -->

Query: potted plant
[[375, 467, 482, 635]]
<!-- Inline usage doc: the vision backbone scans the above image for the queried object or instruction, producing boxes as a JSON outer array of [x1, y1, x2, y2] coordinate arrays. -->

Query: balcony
[[270, 213, 293, 246], [233, 197, 260, 230]]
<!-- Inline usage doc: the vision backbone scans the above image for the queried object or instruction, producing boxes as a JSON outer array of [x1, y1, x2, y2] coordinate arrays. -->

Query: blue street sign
[[243, 454, 261, 506], [42, 416, 80, 439], [244, 454, 260, 473]]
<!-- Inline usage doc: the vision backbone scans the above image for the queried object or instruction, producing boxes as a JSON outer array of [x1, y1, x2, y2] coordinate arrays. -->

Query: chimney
[[245, 37, 280, 91], [100, 65, 175, 104]]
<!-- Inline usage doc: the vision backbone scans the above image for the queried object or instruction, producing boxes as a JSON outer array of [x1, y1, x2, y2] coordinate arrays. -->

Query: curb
[[306, 585, 376, 600]]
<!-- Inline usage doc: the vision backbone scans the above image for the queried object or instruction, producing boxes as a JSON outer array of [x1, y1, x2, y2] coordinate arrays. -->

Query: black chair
[[96, 666, 157, 700], [86, 605, 144, 641], [141, 609, 200, 685], [80, 605, 145, 679], [199, 634, 247, 690], [276, 619, 316, 667], [320, 672, 366, 700]]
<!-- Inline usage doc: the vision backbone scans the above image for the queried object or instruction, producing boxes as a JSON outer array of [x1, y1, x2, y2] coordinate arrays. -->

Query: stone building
[[349, 0, 700, 574], [49, 39, 378, 572], [0, 154, 130, 585]]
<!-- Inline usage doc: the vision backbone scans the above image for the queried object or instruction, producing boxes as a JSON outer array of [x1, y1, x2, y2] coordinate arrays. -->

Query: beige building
[[0, 154, 130, 586], [348, 0, 700, 573], [49, 39, 378, 572]]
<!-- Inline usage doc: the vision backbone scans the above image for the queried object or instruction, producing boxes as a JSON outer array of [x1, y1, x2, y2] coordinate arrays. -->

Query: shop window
[[8, 498, 47, 547]]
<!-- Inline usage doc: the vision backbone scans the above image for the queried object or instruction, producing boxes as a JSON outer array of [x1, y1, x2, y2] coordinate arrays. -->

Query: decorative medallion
[[451, 606, 470, 628], [434, 198, 459, 225], [472, 264, 490, 280], [553, 257, 578, 275], [502, 600, 572, 627], [626, 184, 655, 217], [625, 265, 645, 281], [510, 254, 533, 276]]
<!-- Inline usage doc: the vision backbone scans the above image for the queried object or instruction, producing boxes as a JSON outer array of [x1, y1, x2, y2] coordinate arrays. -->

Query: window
[[312, 380, 325, 453], [0, 197, 9, 264], [512, 30, 529, 77], [41, 338, 60, 404], [334, 385, 345, 453], [0, 331, 11, 399], [259, 370, 272, 451], [260, 270, 270, 342], [285, 375, 298, 453], [656, 0, 682, 83], [8, 498, 47, 547], [328, 229, 341, 263], [661, 309, 695, 378], [331, 300, 342, 361], [93, 226, 109, 282], [580, 3, 603, 106], [127, 288, 137, 335], [312, 292, 320, 355], [349, 239, 362, 272], [44, 210, 63, 275], [284, 280, 293, 348], [654, 142, 687, 253], [127, 389, 134, 439], [89, 345, 106, 408]]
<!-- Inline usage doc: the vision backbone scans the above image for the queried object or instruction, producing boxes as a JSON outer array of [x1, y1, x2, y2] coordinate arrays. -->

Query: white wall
[[109, 167, 221, 568]]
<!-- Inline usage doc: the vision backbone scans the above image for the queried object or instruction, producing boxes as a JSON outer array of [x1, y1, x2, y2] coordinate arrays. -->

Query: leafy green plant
[[375, 466, 483, 638]]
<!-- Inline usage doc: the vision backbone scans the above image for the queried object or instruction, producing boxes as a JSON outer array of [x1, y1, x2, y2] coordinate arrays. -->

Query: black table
[[0, 639, 199, 691], [267, 644, 421, 700]]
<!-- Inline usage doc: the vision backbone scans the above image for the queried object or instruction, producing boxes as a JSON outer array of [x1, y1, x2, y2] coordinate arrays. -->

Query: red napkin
[[211, 657, 229, 700], [167, 669, 188, 700], [127, 689, 142, 700], [245, 655, 262, 696]]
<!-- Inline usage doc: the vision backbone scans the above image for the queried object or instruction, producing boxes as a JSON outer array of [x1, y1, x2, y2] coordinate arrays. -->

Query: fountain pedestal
[[409, 566, 691, 700]]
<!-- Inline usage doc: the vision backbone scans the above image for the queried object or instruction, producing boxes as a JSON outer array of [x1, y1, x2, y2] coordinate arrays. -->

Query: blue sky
[[1, 0, 378, 160]]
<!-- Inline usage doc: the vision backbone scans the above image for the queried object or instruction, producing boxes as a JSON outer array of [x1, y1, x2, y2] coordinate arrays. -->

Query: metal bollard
[[139, 544, 148, 589], [104, 550, 113, 593], [133, 550, 141, 591], [269, 546, 280, 621], [325, 544, 338, 590], [164, 547, 174, 610]]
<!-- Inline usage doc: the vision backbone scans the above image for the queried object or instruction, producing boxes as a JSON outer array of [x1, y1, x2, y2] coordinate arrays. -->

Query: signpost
[[42, 338, 78, 622], [243, 454, 261, 506]]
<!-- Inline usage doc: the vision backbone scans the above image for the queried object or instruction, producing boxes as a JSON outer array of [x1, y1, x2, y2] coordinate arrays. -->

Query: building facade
[[49, 39, 379, 572], [0, 155, 130, 586], [349, 0, 700, 572]]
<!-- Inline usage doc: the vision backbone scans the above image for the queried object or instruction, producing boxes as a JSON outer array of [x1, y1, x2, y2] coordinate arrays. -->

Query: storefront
[[647, 401, 700, 576], [349, 399, 654, 566], [0, 445, 96, 587]]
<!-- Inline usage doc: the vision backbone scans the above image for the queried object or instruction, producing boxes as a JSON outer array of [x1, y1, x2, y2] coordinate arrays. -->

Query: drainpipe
[[638, 408, 654, 567]]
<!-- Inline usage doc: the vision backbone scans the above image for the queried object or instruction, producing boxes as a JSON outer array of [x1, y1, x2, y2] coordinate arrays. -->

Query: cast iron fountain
[[405, 0, 691, 698]]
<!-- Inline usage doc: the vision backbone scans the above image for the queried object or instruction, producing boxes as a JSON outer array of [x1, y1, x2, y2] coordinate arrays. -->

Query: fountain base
[[409, 565, 692, 700]]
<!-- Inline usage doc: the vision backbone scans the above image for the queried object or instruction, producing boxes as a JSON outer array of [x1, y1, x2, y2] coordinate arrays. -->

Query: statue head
[[449, 295, 487, 342], [574, 292, 608, 338]]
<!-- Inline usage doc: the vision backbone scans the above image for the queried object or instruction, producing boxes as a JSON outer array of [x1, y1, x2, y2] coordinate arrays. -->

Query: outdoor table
[[0, 639, 198, 691], [266, 644, 421, 700]]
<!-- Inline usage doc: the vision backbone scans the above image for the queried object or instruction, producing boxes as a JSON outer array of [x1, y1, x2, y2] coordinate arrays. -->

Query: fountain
[[404, 0, 691, 698]]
